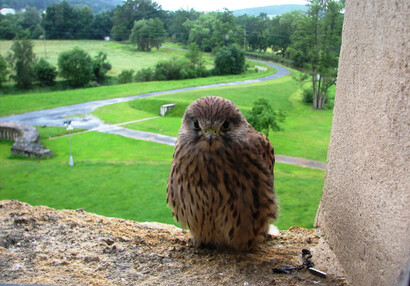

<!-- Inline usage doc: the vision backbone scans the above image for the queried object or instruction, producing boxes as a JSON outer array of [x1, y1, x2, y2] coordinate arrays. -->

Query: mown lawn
[[0, 40, 206, 76], [0, 64, 274, 117], [94, 71, 333, 162], [0, 43, 332, 230], [0, 128, 325, 230]]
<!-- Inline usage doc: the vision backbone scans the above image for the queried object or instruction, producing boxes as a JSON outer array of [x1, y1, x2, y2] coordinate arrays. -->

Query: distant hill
[[233, 4, 308, 17], [0, 0, 124, 13]]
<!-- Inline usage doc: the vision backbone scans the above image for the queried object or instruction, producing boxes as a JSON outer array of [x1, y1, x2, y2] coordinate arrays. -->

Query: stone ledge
[[0, 122, 52, 159], [0, 200, 347, 285]]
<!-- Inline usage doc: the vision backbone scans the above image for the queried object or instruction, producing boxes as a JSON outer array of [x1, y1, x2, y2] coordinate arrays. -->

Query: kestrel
[[167, 96, 278, 250]]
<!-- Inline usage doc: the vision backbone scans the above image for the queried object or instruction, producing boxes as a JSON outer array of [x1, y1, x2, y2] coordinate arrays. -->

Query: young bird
[[167, 96, 278, 250]]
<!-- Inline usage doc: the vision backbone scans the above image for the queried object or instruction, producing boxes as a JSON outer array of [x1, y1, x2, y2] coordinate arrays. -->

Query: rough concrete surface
[[314, 0, 410, 285], [0, 201, 347, 286]]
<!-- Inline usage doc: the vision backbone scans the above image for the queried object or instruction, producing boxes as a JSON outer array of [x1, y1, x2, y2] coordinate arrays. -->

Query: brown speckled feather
[[167, 96, 278, 250], [249, 129, 275, 173]]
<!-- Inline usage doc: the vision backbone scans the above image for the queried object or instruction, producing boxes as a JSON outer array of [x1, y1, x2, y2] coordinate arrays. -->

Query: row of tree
[[0, 0, 123, 13], [0, 3, 113, 40], [0, 0, 344, 109], [120, 0, 344, 109], [0, 39, 111, 89], [0, 39, 246, 89]]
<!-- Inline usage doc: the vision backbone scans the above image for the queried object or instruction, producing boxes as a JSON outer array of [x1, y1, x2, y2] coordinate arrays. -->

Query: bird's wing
[[250, 129, 275, 173]]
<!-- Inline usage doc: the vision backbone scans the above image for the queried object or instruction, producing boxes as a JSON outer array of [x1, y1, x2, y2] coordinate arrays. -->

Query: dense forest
[[0, 0, 344, 108]]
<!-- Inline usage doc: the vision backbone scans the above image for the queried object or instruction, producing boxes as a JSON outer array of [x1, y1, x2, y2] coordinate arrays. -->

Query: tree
[[75, 5, 94, 39], [42, 1, 77, 39], [245, 98, 286, 137], [149, 17, 166, 50], [42, 2, 95, 40], [214, 44, 245, 75], [243, 13, 270, 52], [92, 52, 112, 84], [185, 42, 205, 76], [8, 39, 36, 89], [89, 11, 113, 40], [289, 0, 344, 109], [118, 69, 135, 83], [268, 10, 303, 56], [165, 9, 200, 44], [21, 6, 41, 38], [129, 19, 150, 51], [0, 14, 23, 39], [58, 47, 93, 87], [186, 16, 213, 52], [129, 18, 166, 51], [186, 11, 242, 52], [212, 9, 240, 48], [34, 58, 57, 86], [0, 54, 9, 88], [111, 0, 163, 41]]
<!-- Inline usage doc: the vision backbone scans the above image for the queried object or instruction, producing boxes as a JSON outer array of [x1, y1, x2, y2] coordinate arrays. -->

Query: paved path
[[0, 60, 326, 170], [99, 127, 326, 170], [0, 60, 289, 130], [55, 124, 326, 170]]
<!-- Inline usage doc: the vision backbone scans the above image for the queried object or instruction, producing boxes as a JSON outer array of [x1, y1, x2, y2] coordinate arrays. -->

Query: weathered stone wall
[[314, 0, 409, 285], [0, 122, 52, 159], [0, 125, 22, 142]]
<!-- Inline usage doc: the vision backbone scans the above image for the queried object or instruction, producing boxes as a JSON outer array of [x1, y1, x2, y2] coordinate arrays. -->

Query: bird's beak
[[203, 128, 219, 145]]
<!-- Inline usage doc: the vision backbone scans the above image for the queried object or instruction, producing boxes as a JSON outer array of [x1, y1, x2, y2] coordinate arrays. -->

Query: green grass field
[[0, 40, 203, 76], [0, 39, 269, 89], [0, 129, 324, 230], [0, 62, 274, 117], [94, 71, 333, 162], [0, 41, 333, 230]]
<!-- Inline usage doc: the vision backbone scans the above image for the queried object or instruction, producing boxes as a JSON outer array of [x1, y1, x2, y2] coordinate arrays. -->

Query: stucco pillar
[[313, 0, 409, 285]]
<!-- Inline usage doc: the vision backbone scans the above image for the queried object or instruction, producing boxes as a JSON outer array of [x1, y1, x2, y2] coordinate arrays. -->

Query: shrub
[[154, 57, 194, 81], [302, 87, 334, 108], [0, 54, 9, 88], [129, 18, 166, 52], [302, 88, 313, 104], [214, 44, 245, 75], [92, 52, 112, 84], [58, 47, 93, 88], [8, 39, 36, 89], [135, 68, 154, 82], [118, 69, 134, 84], [34, 58, 57, 86], [245, 98, 286, 137]]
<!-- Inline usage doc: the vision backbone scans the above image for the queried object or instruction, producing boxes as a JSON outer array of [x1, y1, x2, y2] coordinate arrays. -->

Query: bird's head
[[179, 97, 249, 151]]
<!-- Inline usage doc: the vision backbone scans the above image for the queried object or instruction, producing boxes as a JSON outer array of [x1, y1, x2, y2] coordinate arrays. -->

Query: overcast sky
[[156, 0, 308, 12]]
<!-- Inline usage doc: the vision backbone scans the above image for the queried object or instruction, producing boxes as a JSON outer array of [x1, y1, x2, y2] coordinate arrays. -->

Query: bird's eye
[[193, 118, 200, 130], [221, 119, 230, 130]]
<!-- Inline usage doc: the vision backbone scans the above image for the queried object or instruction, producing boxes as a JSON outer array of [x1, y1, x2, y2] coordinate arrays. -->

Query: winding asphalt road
[[0, 60, 326, 170], [0, 60, 289, 129]]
